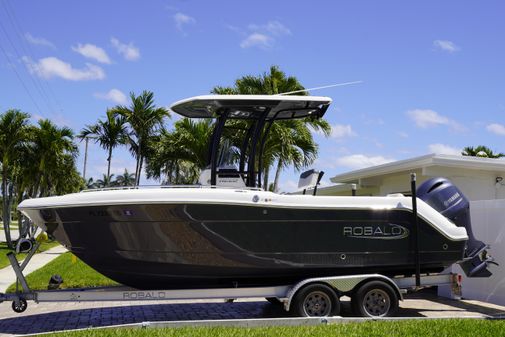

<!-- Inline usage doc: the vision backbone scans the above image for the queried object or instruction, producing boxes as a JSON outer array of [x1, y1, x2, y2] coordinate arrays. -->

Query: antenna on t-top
[[276, 80, 363, 96]]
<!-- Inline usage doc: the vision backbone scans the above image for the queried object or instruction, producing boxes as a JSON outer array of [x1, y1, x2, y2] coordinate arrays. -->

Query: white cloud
[[407, 109, 448, 127], [487, 123, 505, 136], [397, 131, 409, 138], [280, 179, 299, 193], [110, 37, 140, 61], [335, 154, 395, 170], [248, 21, 291, 36], [174, 12, 196, 32], [428, 143, 461, 156], [407, 109, 464, 131], [24, 33, 56, 49], [94, 89, 128, 105], [240, 33, 273, 49], [23, 56, 105, 81], [362, 115, 385, 126], [72, 43, 111, 64], [240, 20, 291, 49], [329, 124, 356, 139], [224, 24, 244, 35], [32, 111, 73, 127], [433, 40, 460, 53]]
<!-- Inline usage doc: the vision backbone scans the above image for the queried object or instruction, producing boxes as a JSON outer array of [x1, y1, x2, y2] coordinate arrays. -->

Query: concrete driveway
[[0, 229, 19, 244], [0, 290, 504, 336]]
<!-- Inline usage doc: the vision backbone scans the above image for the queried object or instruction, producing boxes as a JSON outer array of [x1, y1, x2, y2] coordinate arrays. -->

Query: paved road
[[1, 292, 504, 336]]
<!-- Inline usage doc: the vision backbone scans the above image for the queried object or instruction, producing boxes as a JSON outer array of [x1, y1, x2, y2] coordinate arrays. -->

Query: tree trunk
[[272, 159, 283, 193], [31, 173, 40, 198], [2, 168, 14, 249], [107, 146, 113, 185], [263, 166, 270, 191], [137, 155, 143, 186], [134, 155, 140, 186], [16, 185, 28, 240], [175, 161, 180, 185]]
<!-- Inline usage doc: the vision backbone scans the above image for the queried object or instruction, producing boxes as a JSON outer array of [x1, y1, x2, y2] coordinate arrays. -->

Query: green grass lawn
[[6, 252, 117, 293], [0, 240, 60, 269], [40, 319, 505, 337]]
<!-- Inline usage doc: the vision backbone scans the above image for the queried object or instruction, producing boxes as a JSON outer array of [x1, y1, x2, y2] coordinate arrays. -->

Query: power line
[[2, 0, 62, 113], [0, 1, 56, 114], [0, 41, 43, 114]]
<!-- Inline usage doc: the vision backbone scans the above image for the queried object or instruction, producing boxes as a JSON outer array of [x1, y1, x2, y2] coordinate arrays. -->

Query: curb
[[18, 314, 495, 337]]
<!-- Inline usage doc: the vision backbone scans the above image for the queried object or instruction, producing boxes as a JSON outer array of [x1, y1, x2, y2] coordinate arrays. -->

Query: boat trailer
[[0, 241, 461, 317]]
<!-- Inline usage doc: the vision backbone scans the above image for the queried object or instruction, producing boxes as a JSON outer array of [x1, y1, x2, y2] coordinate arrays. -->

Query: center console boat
[[18, 95, 493, 289]]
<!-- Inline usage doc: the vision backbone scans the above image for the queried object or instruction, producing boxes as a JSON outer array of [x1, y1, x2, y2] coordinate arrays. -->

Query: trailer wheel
[[290, 283, 340, 317], [351, 280, 398, 317], [12, 298, 27, 313]]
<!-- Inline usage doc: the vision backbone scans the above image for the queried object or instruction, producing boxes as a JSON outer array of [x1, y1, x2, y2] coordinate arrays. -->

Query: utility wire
[[3, 0, 62, 113], [0, 2, 55, 114], [0, 41, 43, 114]]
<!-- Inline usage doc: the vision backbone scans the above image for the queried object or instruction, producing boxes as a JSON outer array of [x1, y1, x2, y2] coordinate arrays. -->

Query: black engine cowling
[[417, 177, 494, 277]]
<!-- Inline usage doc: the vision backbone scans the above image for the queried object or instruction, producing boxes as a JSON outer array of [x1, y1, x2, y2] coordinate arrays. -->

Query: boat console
[[170, 95, 332, 189]]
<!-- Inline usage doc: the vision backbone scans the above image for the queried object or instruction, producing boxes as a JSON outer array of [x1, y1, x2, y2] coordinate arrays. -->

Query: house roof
[[330, 154, 505, 183]]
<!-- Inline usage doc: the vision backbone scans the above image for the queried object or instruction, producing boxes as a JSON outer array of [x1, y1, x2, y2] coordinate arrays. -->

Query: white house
[[313, 153, 505, 305], [316, 154, 505, 200]]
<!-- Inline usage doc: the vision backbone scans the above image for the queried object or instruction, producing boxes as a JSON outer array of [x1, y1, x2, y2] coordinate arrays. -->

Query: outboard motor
[[417, 177, 495, 277]]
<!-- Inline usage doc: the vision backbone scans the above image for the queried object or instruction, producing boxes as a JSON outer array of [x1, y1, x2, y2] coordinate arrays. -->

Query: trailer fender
[[284, 274, 403, 311]]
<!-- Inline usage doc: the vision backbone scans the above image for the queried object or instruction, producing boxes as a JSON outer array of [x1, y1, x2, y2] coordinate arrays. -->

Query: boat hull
[[28, 202, 465, 289]]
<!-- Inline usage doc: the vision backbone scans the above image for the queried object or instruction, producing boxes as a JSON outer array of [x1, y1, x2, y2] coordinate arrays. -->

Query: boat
[[18, 95, 493, 290]]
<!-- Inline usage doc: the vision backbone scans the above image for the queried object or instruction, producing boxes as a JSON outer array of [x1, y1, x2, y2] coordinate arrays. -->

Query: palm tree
[[30, 119, 79, 197], [114, 169, 136, 186], [95, 173, 115, 188], [146, 118, 213, 184], [49, 154, 84, 195], [0, 109, 31, 248], [268, 119, 327, 191], [110, 91, 170, 185], [462, 145, 505, 158], [212, 66, 331, 191], [211, 65, 306, 96], [79, 109, 128, 183], [12, 121, 82, 239], [85, 177, 97, 189]]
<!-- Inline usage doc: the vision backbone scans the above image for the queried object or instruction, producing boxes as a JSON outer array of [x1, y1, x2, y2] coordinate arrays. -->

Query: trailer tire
[[290, 283, 340, 317], [351, 280, 398, 317], [12, 298, 27, 313]]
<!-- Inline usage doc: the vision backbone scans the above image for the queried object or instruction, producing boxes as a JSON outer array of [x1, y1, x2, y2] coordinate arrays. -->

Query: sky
[[0, 0, 504, 191]]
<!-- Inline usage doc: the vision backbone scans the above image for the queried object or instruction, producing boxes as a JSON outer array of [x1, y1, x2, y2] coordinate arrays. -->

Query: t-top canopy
[[170, 95, 332, 120]]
